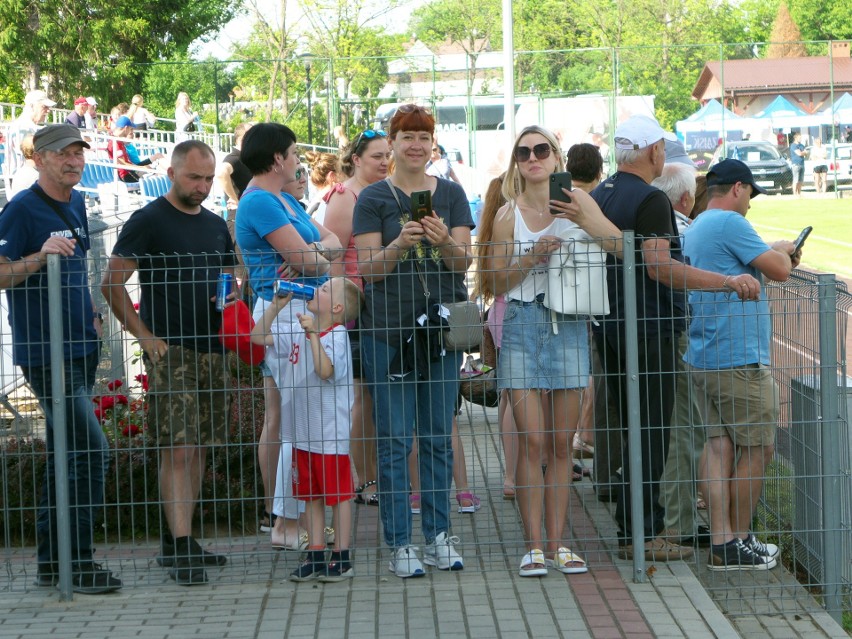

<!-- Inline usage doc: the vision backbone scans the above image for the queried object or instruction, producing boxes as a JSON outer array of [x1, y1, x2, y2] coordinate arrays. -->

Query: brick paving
[[0, 402, 847, 638]]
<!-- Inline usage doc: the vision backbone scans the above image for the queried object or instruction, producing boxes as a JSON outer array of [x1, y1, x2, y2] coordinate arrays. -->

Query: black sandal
[[354, 480, 379, 506], [259, 510, 277, 533]]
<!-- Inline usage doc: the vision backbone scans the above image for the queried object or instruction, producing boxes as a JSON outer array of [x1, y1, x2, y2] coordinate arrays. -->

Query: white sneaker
[[423, 532, 464, 571], [388, 545, 425, 578]]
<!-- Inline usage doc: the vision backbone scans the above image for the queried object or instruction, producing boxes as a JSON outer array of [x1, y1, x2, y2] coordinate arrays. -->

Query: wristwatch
[[314, 242, 326, 257]]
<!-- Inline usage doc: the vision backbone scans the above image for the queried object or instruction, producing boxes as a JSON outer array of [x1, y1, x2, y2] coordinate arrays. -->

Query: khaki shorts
[[145, 345, 230, 446], [689, 363, 779, 447]]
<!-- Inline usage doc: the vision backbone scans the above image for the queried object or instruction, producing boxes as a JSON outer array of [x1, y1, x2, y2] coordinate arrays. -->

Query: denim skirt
[[498, 298, 590, 390]]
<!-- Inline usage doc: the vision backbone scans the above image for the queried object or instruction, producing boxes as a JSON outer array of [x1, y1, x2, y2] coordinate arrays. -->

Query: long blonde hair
[[501, 125, 565, 203]]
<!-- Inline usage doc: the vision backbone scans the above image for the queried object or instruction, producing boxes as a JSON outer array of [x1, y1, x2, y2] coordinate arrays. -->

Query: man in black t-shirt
[[102, 140, 236, 586], [591, 116, 756, 563]]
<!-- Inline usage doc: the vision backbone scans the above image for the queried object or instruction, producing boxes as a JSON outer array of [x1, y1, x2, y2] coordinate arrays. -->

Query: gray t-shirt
[[352, 178, 473, 347]]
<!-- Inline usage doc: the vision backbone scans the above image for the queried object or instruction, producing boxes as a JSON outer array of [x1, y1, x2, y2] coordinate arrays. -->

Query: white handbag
[[542, 229, 610, 323]]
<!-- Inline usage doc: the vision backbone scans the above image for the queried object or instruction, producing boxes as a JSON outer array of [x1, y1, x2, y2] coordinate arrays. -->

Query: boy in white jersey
[[251, 277, 363, 582]]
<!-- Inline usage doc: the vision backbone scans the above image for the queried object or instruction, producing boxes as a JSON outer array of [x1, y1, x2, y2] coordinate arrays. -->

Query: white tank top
[[505, 204, 582, 302]]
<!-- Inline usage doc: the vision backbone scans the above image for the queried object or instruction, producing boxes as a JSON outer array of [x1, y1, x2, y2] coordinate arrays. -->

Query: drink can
[[216, 273, 233, 311], [274, 279, 316, 301]]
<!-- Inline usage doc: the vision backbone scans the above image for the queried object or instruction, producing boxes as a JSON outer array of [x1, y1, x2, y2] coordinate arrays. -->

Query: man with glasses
[[590, 115, 759, 563]]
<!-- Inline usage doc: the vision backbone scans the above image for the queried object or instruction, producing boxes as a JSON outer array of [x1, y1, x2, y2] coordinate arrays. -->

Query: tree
[[0, 0, 241, 108], [766, 3, 807, 58], [409, 0, 502, 98]]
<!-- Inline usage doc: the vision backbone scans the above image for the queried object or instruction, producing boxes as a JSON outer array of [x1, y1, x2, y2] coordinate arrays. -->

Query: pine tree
[[766, 3, 808, 58]]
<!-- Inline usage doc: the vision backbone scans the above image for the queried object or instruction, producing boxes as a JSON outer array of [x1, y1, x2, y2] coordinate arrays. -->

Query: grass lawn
[[746, 195, 852, 279]]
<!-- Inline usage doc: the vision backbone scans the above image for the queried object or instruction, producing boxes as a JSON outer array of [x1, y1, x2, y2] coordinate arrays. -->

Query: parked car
[[710, 141, 793, 194], [803, 143, 852, 190]]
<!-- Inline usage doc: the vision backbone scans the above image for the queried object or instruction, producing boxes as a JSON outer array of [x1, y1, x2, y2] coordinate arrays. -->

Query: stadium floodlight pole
[[503, 0, 515, 145]]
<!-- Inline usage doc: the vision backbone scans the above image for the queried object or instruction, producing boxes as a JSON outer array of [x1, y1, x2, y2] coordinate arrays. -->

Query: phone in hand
[[411, 190, 432, 222], [793, 225, 813, 252], [549, 171, 573, 214]]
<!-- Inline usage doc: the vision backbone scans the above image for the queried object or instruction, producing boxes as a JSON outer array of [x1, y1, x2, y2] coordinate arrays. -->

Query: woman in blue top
[[235, 123, 343, 548]]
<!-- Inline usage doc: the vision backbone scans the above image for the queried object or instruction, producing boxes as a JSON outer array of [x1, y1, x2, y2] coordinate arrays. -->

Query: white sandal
[[546, 547, 588, 574], [519, 549, 548, 577]]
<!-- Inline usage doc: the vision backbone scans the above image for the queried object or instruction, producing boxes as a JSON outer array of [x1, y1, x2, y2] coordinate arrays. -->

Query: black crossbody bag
[[29, 185, 87, 250]]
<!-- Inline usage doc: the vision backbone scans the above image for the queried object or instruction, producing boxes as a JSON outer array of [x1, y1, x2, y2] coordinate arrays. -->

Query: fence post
[[621, 231, 647, 581], [816, 273, 842, 622], [47, 254, 73, 600]]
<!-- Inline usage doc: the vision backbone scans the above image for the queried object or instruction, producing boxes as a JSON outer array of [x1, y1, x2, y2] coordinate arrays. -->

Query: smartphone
[[411, 190, 432, 222], [549, 171, 573, 214], [793, 225, 813, 252]]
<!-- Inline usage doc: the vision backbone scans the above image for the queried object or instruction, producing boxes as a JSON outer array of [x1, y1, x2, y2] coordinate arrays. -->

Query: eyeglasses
[[295, 167, 305, 180], [514, 143, 553, 163]]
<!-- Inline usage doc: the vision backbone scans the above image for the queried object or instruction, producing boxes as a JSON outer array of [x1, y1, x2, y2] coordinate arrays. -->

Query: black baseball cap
[[706, 159, 766, 198], [33, 124, 91, 153]]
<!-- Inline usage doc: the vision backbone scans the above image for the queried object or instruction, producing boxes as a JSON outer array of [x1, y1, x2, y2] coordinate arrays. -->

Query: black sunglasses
[[514, 143, 553, 162]]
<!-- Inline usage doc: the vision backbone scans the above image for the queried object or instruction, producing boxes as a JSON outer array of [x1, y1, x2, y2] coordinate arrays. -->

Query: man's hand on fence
[[723, 273, 761, 301], [40, 235, 77, 259]]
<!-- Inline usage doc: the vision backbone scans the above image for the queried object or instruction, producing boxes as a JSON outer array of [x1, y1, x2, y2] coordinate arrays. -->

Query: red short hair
[[389, 104, 435, 138]]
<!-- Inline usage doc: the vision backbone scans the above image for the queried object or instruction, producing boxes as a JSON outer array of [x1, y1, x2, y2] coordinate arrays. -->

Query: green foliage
[[0, 0, 241, 107], [0, 372, 266, 543], [140, 55, 236, 128]]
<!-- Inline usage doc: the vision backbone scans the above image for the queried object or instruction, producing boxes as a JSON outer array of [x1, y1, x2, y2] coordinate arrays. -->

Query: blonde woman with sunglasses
[[479, 125, 620, 577]]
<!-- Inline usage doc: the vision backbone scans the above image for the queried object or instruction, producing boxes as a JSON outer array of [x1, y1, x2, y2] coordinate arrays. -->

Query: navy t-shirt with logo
[[0, 184, 98, 367]]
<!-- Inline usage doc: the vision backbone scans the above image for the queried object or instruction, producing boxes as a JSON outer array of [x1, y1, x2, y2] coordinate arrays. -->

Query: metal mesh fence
[[0, 216, 847, 623]]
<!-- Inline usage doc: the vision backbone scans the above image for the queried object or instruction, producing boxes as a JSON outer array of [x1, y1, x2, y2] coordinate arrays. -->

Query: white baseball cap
[[86, 97, 98, 106], [614, 115, 677, 151], [24, 89, 57, 108]]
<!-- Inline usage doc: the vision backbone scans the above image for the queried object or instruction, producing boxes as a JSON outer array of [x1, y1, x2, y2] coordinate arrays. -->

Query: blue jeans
[[22, 349, 110, 566], [361, 334, 461, 548]]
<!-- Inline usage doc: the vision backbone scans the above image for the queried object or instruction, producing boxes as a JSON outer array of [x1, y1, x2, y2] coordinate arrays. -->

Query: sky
[[193, 0, 426, 60]]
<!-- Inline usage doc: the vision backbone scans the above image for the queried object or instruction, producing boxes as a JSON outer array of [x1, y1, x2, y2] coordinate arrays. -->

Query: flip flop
[[546, 547, 588, 574], [271, 530, 308, 551], [503, 486, 516, 500], [456, 492, 481, 513], [519, 549, 548, 577], [354, 480, 379, 506]]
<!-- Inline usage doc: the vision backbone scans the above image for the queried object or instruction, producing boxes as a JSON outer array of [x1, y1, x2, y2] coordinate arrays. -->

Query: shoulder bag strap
[[384, 177, 430, 299], [29, 185, 85, 248]]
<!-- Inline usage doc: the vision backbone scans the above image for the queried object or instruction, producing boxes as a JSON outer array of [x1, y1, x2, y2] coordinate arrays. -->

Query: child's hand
[[297, 312, 316, 335], [272, 293, 292, 308]]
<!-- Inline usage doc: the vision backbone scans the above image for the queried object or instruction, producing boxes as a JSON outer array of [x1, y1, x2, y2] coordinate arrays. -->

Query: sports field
[[747, 195, 852, 280]]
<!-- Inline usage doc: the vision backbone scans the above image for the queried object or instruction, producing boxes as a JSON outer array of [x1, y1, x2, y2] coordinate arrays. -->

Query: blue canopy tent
[[676, 99, 748, 156], [819, 92, 852, 127]]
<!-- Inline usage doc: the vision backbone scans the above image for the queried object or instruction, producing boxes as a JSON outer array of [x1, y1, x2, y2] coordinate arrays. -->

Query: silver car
[[803, 143, 852, 190]]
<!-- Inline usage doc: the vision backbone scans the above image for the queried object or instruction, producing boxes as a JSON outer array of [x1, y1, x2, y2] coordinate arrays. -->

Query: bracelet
[[721, 275, 732, 290], [387, 242, 401, 251]]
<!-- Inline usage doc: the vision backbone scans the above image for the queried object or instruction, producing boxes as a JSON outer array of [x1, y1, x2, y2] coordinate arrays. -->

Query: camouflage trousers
[[145, 345, 230, 446]]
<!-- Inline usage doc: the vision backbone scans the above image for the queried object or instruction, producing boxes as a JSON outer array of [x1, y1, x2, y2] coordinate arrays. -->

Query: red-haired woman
[[353, 105, 473, 578]]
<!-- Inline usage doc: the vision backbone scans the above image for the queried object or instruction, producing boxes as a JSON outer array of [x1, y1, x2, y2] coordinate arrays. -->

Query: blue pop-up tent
[[819, 92, 852, 124], [753, 95, 807, 119]]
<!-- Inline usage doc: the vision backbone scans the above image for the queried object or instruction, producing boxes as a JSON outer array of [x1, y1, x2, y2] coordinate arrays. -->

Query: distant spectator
[[7, 134, 40, 200], [66, 97, 88, 128], [216, 122, 254, 213], [565, 143, 604, 192], [108, 116, 164, 183], [84, 97, 99, 130], [175, 92, 198, 141], [305, 151, 341, 219], [426, 143, 462, 185], [128, 94, 156, 130], [6, 90, 56, 173], [789, 132, 806, 196], [845, 126, 852, 143]]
